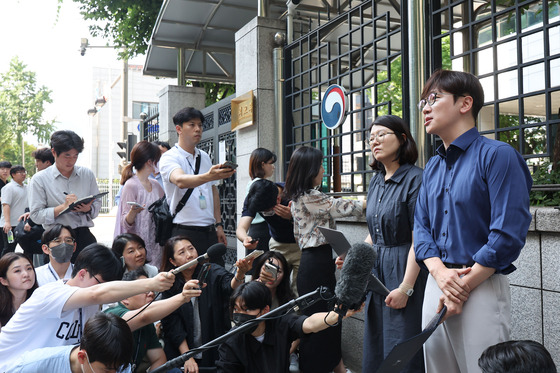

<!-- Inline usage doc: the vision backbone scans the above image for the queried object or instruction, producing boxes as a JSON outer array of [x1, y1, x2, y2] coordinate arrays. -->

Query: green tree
[[0, 57, 55, 167], [194, 81, 236, 107], [65, 0, 235, 105], [68, 0, 163, 60], [1, 142, 39, 177]]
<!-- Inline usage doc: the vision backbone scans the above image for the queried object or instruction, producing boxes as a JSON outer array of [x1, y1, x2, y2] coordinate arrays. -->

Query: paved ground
[[90, 211, 117, 247]]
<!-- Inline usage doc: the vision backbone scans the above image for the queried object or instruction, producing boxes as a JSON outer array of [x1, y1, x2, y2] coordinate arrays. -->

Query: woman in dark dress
[[362, 115, 427, 372]]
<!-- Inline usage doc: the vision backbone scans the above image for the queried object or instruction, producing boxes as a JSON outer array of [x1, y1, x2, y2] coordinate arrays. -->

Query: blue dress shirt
[[414, 127, 532, 274]]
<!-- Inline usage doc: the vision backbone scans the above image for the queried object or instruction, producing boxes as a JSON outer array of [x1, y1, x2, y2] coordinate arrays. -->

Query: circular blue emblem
[[321, 84, 348, 130]]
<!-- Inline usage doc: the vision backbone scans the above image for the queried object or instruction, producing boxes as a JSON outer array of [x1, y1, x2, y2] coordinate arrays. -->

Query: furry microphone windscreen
[[335, 242, 377, 310], [207, 243, 227, 260]]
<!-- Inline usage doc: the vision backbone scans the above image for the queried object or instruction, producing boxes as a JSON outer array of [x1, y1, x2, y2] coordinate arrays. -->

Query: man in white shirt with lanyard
[[35, 224, 76, 286], [159, 107, 235, 265]]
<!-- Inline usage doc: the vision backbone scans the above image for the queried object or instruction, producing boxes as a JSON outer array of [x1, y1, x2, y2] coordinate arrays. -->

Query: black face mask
[[232, 313, 259, 334]]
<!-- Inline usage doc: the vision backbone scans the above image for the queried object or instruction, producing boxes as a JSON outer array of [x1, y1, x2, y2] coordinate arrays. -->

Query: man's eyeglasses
[[417, 92, 466, 110], [366, 131, 395, 146], [50, 237, 76, 245], [92, 274, 102, 284]]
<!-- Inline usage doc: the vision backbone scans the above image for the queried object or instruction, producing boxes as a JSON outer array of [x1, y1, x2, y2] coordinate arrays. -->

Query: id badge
[[199, 195, 207, 209]]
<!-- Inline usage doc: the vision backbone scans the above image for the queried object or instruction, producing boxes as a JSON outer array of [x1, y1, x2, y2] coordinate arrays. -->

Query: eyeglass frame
[[49, 237, 76, 245], [417, 92, 467, 110], [366, 131, 396, 146]]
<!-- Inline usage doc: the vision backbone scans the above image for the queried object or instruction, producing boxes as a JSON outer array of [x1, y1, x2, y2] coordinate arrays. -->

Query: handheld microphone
[[170, 243, 227, 275], [334, 242, 377, 316]]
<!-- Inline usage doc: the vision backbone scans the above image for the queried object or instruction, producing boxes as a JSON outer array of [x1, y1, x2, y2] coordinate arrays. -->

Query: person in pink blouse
[[114, 141, 165, 267]]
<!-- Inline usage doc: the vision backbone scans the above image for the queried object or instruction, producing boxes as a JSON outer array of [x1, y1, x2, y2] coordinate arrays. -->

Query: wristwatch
[[398, 283, 414, 296], [215, 222, 224, 228]]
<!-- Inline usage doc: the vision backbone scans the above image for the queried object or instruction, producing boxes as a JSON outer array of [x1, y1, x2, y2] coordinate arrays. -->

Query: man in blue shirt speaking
[[414, 69, 532, 372]]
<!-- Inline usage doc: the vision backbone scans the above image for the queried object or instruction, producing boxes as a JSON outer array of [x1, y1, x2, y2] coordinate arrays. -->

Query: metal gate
[[427, 0, 560, 172], [283, 0, 406, 195], [200, 97, 237, 267]]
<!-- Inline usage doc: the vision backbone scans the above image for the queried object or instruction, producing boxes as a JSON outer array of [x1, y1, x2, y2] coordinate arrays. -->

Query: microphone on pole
[[151, 286, 334, 373], [334, 242, 377, 316], [170, 243, 227, 275]]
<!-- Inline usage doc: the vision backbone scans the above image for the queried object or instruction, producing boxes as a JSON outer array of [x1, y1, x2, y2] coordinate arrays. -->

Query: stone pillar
[[157, 85, 205, 145], [234, 17, 285, 256]]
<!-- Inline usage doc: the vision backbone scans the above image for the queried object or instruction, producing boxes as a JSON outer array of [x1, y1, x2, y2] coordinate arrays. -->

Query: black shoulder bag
[[149, 155, 201, 245]]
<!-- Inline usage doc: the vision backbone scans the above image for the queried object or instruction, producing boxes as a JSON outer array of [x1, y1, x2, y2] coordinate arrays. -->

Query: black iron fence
[[283, 0, 404, 195]]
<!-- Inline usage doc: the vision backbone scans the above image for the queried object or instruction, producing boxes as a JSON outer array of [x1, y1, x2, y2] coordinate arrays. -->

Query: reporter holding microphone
[[159, 236, 253, 373]]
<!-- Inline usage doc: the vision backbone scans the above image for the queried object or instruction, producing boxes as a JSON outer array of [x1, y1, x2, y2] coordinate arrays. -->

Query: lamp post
[[80, 38, 128, 144], [81, 38, 128, 206]]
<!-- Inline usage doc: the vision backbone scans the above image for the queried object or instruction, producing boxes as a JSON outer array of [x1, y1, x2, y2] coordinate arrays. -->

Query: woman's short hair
[[367, 115, 418, 171], [249, 148, 277, 179], [111, 233, 147, 259]]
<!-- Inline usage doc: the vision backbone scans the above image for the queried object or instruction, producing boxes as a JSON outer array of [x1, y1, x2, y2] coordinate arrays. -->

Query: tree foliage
[[68, 0, 163, 59], [192, 82, 236, 107], [0, 56, 55, 166], [0, 142, 39, 177]]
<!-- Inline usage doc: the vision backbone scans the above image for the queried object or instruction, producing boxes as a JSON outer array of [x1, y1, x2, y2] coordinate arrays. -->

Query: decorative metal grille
[[200, 98, 237, 268], [218, 104, 232, 126], [429, 0, 560, 171], [203, 113, 214, 131], [218, 131, 237, 239], [283, 0, 404, 195], [198, 139, 215, 163]]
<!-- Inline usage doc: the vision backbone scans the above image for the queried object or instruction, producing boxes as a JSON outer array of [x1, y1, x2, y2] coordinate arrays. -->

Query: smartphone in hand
[[126, 201, 144, 208], [264, 262, 279, 280], [220, 161, 238, 169], [197, 263, 211, 287]]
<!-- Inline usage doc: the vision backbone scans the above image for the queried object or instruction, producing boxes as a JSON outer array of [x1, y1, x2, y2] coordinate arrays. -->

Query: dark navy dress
[[364, 163, 427, 373]]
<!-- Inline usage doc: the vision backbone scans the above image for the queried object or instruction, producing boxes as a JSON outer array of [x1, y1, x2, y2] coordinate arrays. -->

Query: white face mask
[[80, 351, 97, 373]]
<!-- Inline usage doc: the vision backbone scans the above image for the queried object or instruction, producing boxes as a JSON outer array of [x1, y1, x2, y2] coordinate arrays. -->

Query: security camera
[[139, 112, 148, 121]]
